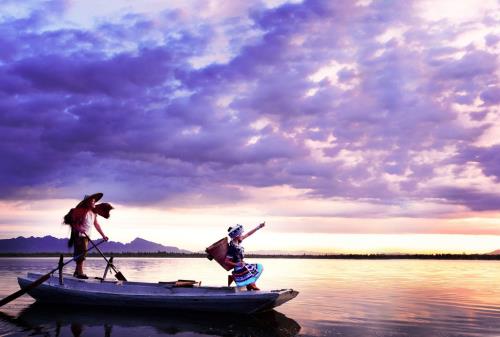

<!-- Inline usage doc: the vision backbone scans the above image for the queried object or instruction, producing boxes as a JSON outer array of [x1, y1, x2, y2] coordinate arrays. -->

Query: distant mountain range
[[0, 236, 191, 254], [0, 236, 498, 255]]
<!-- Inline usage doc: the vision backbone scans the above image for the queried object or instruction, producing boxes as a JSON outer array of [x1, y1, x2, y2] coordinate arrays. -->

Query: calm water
[[0, 257, 499, 337]]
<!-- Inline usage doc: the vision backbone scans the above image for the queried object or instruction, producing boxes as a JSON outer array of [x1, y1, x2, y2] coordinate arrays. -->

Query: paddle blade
[[115, 272, 127, 282], [0, 273, 50, 308]]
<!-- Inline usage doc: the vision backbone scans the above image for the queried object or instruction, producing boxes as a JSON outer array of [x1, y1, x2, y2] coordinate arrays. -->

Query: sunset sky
[[0, 0, 499, 254]]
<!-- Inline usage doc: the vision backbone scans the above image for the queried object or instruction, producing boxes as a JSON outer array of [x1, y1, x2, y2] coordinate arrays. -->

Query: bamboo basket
[[205, 237, 233, 271]]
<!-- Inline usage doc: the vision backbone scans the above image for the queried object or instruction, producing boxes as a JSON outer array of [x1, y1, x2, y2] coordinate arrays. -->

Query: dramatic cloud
[[0, 0, 499, 219]]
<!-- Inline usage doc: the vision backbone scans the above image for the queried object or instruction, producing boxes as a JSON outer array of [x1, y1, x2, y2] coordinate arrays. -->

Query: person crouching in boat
[[225, 222, 265, 291]]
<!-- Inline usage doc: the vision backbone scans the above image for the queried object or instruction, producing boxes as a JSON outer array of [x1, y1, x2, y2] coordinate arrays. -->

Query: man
[[70, 193, 110, 279]]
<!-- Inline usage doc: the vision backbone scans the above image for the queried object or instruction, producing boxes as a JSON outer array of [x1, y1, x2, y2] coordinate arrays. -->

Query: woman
[[224, 222, 265, 291]]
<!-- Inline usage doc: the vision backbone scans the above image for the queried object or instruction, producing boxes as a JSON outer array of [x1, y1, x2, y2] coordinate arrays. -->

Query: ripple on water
[[0, 258, 499, 337]]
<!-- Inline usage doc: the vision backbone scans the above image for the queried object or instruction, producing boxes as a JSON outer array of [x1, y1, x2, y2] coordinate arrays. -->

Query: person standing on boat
[[225, 222, 265, 291], [68, 193, 110, 279]]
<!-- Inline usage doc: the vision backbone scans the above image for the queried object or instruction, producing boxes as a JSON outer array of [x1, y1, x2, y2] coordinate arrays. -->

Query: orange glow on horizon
[[0, 198, 499, 254]]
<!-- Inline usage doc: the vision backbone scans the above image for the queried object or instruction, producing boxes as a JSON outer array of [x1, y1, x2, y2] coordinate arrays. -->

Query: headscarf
[[228, 224, 244, 239]]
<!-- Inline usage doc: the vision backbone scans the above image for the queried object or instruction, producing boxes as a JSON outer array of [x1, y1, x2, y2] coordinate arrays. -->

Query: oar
[[0, 239, 106, 308], [84, 233, 127, 281]]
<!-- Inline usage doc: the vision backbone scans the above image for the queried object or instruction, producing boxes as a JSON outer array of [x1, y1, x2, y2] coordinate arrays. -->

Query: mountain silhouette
[[0, 236, 191, 254]]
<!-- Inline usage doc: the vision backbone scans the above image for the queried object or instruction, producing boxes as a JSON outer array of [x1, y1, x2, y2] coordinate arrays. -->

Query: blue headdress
[[228, 224, 244, 239]]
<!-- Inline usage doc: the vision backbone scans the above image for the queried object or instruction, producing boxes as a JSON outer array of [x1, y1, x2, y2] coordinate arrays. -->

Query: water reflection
[[4, 303, 301, 337], [2, 258, 500, 336]]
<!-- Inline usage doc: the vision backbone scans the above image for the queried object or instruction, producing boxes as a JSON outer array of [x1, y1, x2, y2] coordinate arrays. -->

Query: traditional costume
[[226, 225, 263, 287]]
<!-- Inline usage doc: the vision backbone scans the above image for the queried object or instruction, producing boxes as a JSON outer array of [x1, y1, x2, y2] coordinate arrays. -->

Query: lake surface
[[0, 257, 499, 336]]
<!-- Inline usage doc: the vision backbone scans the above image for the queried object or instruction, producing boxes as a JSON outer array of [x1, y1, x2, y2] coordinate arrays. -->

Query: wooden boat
[[18, 273, 298, 314]]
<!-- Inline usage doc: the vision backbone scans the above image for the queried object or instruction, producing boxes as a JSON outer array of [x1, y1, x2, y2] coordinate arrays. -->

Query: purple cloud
[[0, 0, 499, 215], [480, 87, 500, 106]]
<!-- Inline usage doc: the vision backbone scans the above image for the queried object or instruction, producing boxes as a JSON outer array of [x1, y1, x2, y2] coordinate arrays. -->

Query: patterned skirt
[[232, 263, 263, 287]]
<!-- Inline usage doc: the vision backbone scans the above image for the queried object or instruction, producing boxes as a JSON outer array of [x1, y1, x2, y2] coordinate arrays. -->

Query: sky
[[0, 0, 499, 254]]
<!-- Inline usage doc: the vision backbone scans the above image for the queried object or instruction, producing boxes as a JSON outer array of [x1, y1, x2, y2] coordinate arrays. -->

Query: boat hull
[[18, 273, 298, 314]]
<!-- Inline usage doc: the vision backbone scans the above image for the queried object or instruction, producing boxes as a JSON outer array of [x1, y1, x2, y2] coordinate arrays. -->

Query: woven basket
[[206, 237, 233, 271]]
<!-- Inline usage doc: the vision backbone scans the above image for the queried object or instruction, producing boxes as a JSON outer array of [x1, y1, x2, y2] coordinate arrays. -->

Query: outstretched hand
[[259, 222, 265, 229]]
